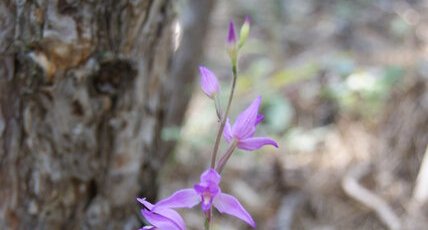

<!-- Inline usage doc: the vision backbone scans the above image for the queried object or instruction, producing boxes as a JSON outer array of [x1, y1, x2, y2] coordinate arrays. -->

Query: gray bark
[[0, 0, 180, 229]]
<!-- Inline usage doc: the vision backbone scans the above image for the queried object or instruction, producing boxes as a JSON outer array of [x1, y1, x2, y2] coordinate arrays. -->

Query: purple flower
[[227, 21, 237, 45], [137, 198, 186, 230], [199, 66, 220, 98], [224, 96, 279, 151], [154, 169, 256, 228]]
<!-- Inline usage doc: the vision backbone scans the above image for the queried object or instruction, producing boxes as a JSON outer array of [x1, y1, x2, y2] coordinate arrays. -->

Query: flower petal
[[141, 226, 156, 230], [141, 208, 184, 230], [138, 197, 186, 230], [237, 137, 278, 151], [155, 188, 200, 209], [255, 114, 264, 126], [137, 198, 154, 210], [213, 192, 256, 228], [200, 169, 221, 185], [153, 207, 186, 229], [232, 96, 261, 139], [223, 118, 233, 142], [199, 66, 220, 98]]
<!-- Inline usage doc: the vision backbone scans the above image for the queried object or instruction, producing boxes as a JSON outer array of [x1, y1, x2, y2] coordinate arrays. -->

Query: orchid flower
[[199, 66, 220, 99], [224, 96, 278, 151], [153, 169, 256, 228], [137, 198, 186, 230]]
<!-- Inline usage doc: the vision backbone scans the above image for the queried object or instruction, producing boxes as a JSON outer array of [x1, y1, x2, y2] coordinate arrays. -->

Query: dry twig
[[342, 164, 402, 230]]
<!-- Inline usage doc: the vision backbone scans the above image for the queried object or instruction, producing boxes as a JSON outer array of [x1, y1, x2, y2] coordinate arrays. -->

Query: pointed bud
[[227, 21, 237, 45], [199, 66, 220, 98], [239, 17, 250, 49], [227, 21, 238, 66]]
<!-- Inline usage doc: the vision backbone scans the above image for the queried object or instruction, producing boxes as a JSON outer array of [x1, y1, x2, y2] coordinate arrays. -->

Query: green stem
[[216, 141, 238, 173], [214, 95, 222, 121], [210, 64, 238, 168], [204, 209, 213, 230], [204, 219, 210, 230]]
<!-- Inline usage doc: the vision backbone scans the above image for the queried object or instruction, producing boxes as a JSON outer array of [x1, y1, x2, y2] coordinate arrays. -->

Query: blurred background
[[162, 0, 428, 229]]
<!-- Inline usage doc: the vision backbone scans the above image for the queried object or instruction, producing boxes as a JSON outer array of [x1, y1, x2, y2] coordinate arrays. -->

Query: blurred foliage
[[270, 63, 320, 87], [326, 65, 404, 119], [264, 95, 294, 134]]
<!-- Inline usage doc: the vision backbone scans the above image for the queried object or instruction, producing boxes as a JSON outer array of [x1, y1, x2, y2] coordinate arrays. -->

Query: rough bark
[[0, 0, 177, 229]]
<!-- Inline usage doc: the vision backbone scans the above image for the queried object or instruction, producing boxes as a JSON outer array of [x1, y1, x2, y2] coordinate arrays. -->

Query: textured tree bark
[[0, 0, 177, 229]]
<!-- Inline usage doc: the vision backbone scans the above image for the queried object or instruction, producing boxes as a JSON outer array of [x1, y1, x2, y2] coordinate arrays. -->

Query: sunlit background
[[160, 0, 428, 229]]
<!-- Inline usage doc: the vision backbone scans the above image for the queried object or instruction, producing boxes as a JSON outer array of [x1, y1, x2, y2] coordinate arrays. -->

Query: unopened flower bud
[[199, 66, 220, 99], [227, 21, 238, 66], [239, 17, 250, 49]]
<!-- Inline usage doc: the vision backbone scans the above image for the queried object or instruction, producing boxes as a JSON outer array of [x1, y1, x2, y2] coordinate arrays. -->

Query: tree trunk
[[160, 0, 215, 165], [0, 0, 178, 229]]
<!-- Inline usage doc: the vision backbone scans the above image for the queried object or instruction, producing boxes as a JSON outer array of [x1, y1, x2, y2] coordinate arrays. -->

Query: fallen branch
[[342, 163, 401, 230]]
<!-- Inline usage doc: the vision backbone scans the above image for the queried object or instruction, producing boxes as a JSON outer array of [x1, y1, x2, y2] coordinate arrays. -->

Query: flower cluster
[[138, 18, 278, 230]]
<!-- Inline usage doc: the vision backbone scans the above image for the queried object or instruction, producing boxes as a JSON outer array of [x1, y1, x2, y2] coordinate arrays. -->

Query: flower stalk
[[204, 219, 209, 230], [216, 141, 238, 173], [214, 96, 223, 121], [210, 63, 238, 168], [204, 210, 212, 230]]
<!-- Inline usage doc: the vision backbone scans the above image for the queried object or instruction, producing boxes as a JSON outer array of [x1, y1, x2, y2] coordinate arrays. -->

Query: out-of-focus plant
[[327, 65, 404, 119]]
